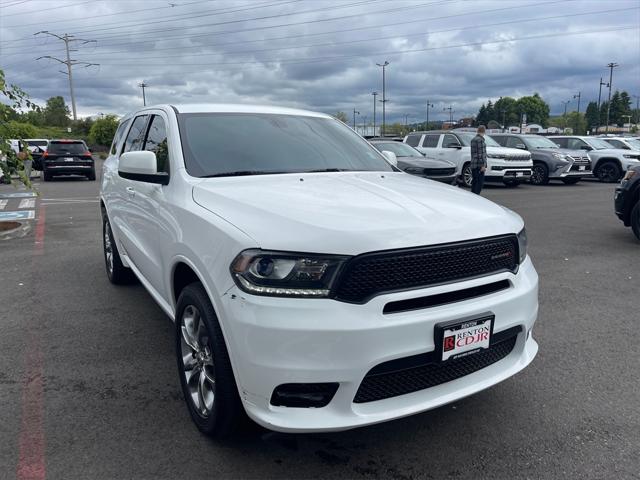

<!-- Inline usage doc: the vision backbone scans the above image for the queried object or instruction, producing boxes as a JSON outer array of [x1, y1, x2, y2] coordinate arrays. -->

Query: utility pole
[[376, 61, 389, 136], [352, 108, 360, 130], [561, 100, 570, 131], [362, 115, 367, 136], [573, 92, 581, 134], [443, 105, 454, 125], [138, 81, 148, 106], [35, 31, 98, 121], [501, 110, 507, 132], [371, 91, 378, 136], [632, 94, 640, 124], [605, 62, 619, 133], [597, 77, 609, 132], [426, 100, 434, 130]]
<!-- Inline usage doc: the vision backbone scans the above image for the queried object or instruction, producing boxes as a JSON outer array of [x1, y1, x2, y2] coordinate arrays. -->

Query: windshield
[[626, 138, 640, 149], [48, 142, 87, 154], [523, 136, 558, 149], [178, 113, 394, 177], [585, 138, 615, 150], [371, 142, 422, 157], [456, 132, 501, 147]]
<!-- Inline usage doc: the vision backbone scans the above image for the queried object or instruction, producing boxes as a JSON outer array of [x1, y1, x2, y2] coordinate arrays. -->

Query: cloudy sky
[[1, 0, 639, 123]]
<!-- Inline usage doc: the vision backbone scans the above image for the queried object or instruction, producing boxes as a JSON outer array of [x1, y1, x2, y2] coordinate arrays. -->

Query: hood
[[532, 148, 589, 161], [192, 172, 523, 255], [591, 148, 639, 156], [398, 157, 456, 169], [486, 146, 531, 160]]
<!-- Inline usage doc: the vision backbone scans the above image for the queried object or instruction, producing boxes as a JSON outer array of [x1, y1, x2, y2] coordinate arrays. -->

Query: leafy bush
[[89, 115, 119, 147], [5, 121, 37, 139]]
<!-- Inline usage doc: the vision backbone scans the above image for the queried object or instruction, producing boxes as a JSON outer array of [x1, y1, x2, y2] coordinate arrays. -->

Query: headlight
[[230, 249, 348, 297], [552, 153, 569, 161], [517, 228, 528, 264], [488, 153, 506, 159], [622, 154, 640, 160], [622, 169, 637, 181]]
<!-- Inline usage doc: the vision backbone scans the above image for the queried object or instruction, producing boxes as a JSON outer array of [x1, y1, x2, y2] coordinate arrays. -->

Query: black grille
[[334, 235, 518, 303], [353, 334, 518, 403], [424, 167, 456, 176]]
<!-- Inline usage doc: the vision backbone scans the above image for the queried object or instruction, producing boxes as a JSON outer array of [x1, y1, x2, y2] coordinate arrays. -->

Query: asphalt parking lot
[[0, 167, 638, 480]]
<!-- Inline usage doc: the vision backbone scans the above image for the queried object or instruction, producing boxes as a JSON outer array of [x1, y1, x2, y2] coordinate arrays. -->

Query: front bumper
[[486, 167, 532, 182], [220, 257, 539, 432], [614, 187, 628, 223]]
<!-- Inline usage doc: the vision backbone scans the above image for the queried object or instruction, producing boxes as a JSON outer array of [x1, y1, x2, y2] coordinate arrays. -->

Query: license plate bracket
[[435, 314, 494, 362]]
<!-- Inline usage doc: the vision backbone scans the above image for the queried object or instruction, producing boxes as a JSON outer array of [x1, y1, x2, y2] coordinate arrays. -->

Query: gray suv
[[492, 134, 591, 185]]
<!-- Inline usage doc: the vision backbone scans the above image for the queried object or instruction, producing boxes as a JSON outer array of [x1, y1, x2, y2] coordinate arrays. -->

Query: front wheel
[[595, 161, 621, 183], [176, 283, 243, 438], [461, 163, 472, 188], [530, 163, 549, 185], [562, 178, 580, 185], [103, 216, 136, 284], [631, 202, 640, 241]]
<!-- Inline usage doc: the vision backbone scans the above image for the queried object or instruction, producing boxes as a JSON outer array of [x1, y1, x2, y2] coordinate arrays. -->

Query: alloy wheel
[[462, 165, 472, 187], [531, 165, 546, 185], [180, 305, 216, 417], [598, 164, 619, 183]]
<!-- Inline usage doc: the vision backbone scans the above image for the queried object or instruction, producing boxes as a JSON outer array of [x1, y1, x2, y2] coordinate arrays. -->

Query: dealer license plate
[[64, 157, 74, 162], [437, 316, 493, 362], [579, 166, 586, 171], [516, 172, 524, 177]]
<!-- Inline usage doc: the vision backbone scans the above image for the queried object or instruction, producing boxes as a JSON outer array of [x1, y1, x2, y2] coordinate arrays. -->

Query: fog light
[[270, 383, 339, 408]]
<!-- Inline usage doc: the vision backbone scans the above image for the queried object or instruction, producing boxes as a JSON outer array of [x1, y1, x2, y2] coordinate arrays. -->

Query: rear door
[[439, 134, 464, 172]]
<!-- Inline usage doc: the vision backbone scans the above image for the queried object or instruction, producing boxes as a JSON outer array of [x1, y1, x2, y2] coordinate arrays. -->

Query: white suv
[[405, 130, 533, 187], [100, 104, 538, 437]]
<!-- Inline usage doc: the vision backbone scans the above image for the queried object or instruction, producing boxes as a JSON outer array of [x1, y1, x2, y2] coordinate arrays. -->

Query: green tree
[[515, 93, 550, 127], [20, 108, 45, 126], [5, 121, 37, 139], [72, 117, 95, 137], [618, 91, 632, 125], [485, 100, 495, 123], [475, 104, 487, 126], [334, 111, 348, 123], [584, 101, 600, 132], [88, 115, 119, 146], [43, 96, 71, 127], [494, 96, 519, 127], [0, 68, 39, 187], [565, 112, 586, 135]]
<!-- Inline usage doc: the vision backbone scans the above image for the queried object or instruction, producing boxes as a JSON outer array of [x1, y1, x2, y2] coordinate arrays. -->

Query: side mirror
[[381, 150, 398, 167], [515, 144, 527, 150], [118, 151, 169, 185], [580, 145, 592, 151], [444, 143, 462, 149]]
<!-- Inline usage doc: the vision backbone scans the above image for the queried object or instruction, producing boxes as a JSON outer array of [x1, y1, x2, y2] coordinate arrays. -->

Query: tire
[[562, 178, 580, 185], [176, 283, 243, 438], [595, 161, 621, 183], [530, 163, 549, 185], [461, 163, 472, 188], [87, 168, 96, 181], [631, 202, 640, 241], [103, 215, 136, 284]]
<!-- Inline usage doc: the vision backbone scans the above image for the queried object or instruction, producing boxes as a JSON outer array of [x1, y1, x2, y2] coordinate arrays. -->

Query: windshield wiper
[[301, 168, 350, 173], [201, 170, 288, 178]]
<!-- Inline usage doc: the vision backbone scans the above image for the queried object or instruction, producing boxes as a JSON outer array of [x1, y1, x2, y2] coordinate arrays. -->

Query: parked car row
[[6, 138, 95, 181]]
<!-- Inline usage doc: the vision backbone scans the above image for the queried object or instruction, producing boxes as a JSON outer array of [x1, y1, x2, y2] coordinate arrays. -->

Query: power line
[[1, 0, 93, 17], [75, 6, 639, 62], [0, 0, 33, 8]]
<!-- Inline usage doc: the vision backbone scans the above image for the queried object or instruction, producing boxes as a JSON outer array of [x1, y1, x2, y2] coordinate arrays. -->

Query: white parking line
[[0, 200, 7, 210], [18, 198, 36, 209]]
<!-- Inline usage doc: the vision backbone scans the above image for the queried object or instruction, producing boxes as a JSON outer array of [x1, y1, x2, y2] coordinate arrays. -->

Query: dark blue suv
[[615, 165, 640, 240]]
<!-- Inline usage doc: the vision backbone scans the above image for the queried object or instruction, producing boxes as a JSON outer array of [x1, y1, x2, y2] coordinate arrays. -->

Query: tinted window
[[492, 136, 507, 147], [405, 134, 421, 147], [422, 134, 439, 148], [123, 115, 148, 153], [605, 139, 627, 149], [110, 119, 131, 155], [567, 138, 588, 150], [456, 132, 500, 147], [48, 141, 87, 155], [551, 138, 568, 148], [178, 113, 393, 177], [505, 137, 526, 149], [27, 140, 48, 147], [144, 115, 169, 173], [443, 134, 460, 147]]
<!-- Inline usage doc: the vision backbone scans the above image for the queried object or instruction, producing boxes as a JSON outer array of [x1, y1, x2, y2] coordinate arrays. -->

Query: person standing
[[470, 125, 487, 195]]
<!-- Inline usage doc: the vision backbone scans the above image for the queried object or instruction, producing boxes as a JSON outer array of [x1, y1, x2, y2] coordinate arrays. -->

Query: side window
[[406, 134, 421, 147], [492, 136, 507, 147], [567, 138, 586, 150], [123, 115, 148, 153], [506, 137, 524, 149], [553, 138, 568, 148], [110, 119, 131, 155], [443, 134, 460, 148], [143, 115, 169, 173], [422, 134, 439, 148], [607, 139, 627, 149]]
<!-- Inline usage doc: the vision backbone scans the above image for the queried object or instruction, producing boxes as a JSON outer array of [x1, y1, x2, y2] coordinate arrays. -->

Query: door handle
[[126, 186, 135, 198]]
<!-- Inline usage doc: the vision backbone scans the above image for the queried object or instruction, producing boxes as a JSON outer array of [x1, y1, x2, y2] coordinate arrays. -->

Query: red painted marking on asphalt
[[16, 203, 48, 479], [33, 205, 46, 256], [16, 335, 46, 480]]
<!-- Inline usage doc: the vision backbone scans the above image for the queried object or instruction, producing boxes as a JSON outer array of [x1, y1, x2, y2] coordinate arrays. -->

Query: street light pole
[[605, 62, 619, 133], [632, 94, 640, 124], [426, 100, 434, 130], [573, 91, 581, 134], [597, 77, 609, 132], [376, 61, 389, 136], [443, 105, 453, 125], [372, 91, 378, 136], [138, 81, 148, 106], [561, 101, 570, 131], [352, 108, 360, 130], [501, 110, 506, 132]]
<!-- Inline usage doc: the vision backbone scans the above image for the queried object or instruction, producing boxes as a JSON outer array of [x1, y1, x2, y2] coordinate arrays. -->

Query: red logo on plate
[[443, 336, 455, 352]]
